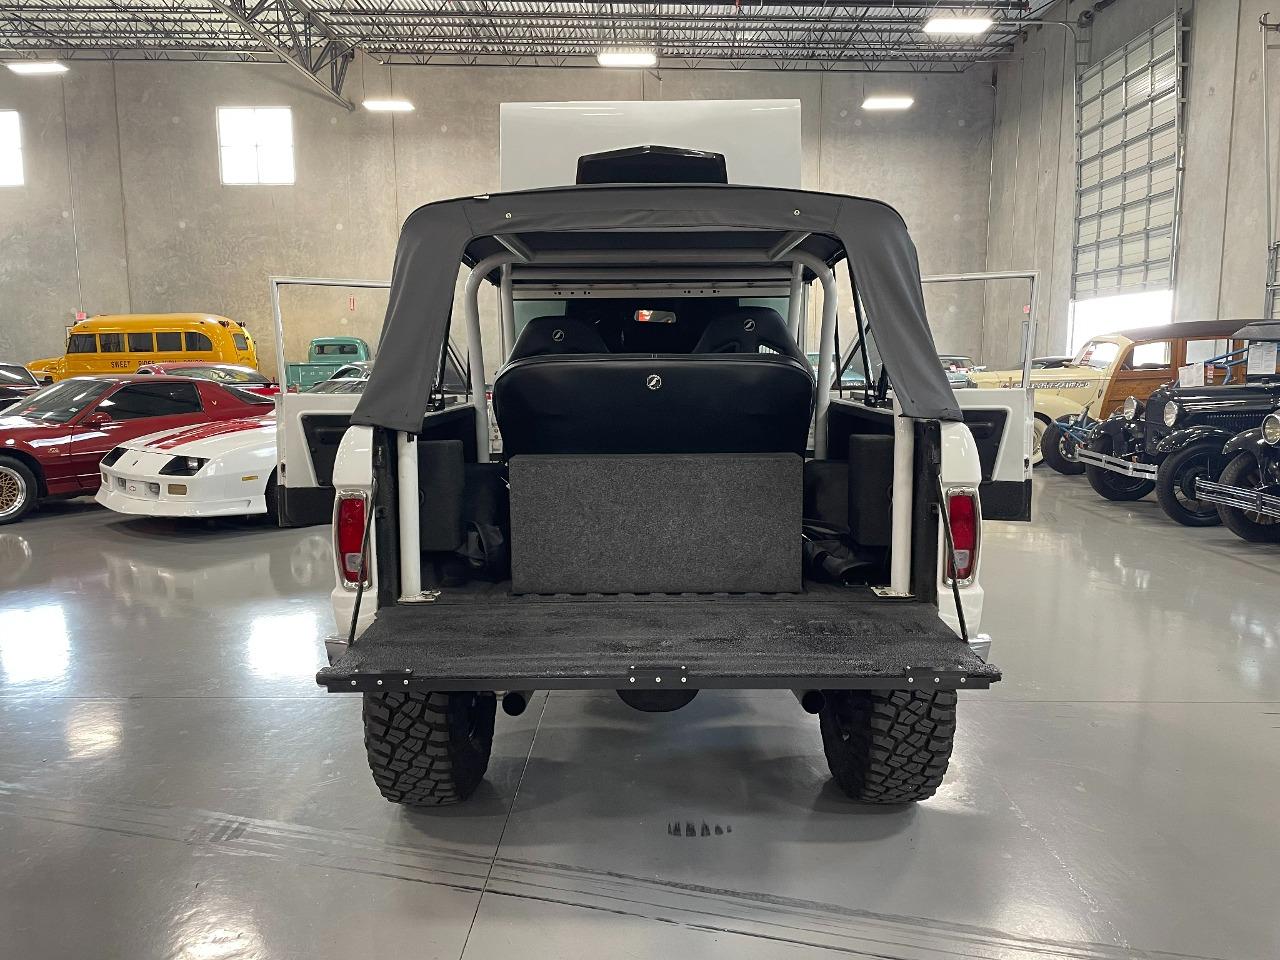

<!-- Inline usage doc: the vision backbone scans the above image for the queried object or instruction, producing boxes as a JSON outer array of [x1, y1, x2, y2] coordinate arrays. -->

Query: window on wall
[[0, 111, 22, 186], [1073, 16, 1182, 302], [216, 106, 294, 185]]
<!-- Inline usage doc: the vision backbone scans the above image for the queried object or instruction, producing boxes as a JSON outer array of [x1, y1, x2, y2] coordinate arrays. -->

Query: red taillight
[[945, 490, 979, 584], [336, 494, 368, 585]]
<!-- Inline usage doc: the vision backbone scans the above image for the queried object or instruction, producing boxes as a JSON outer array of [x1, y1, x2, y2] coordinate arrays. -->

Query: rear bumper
[[317, 591, 1001, 693], [1195, 479, 1280, 519], [1075, 448, 1159, 479]]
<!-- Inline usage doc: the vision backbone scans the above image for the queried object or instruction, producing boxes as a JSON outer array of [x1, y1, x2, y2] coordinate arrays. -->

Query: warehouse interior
[[2, 1, 1279, 958]]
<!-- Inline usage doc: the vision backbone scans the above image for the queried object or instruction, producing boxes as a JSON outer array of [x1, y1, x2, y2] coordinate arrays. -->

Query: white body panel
[[936, 420, 985, 637], [499, 100, 802, 190], [955, 386, 1033, 485], [329, 425, 377, 639], [96, 417, 277, 518], [277, 390, 361, 490]]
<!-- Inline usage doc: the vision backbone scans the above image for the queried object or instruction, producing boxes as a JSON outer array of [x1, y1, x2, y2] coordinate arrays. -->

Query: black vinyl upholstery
[[493, 352, 814, 455], [509, 316, 608, 361], [692, 307, 807, 365]]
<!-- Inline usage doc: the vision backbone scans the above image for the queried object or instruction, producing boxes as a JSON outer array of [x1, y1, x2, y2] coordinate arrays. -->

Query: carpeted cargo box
[[509, 453, 802, 594]]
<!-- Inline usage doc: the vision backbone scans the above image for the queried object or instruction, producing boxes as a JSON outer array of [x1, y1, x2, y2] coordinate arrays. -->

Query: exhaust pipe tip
[[795, 689, 825, 714], [502, 690, 532, 716]]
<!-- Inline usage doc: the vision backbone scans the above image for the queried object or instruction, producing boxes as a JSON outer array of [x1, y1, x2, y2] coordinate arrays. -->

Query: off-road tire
[[0, 455, 39, 526], [1041, 422, 1085, 475], [819, 689, 956, 803], [1216, 453, 1280, 542], [363, 691, 496, 806], [1084, 436, 1155, 501], [1155, 443, 1222, 527]]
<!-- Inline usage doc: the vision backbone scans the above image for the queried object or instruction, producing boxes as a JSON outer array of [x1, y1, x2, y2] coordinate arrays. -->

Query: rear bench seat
[[492, 308, 815, 455]]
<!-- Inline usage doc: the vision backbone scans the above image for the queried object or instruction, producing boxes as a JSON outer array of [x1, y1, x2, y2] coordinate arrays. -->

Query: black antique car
[[1076, 320, 1280, 526], [1195, 412, 1280, 541]]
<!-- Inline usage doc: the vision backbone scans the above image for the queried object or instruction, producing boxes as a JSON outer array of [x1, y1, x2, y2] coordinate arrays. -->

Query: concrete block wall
[[0, 57, 994, 377]]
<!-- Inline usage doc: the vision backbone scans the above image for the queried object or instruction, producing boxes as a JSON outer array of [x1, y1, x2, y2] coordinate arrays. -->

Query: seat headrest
[[508, 316, 608, 362], [693, 307, 806, 365]]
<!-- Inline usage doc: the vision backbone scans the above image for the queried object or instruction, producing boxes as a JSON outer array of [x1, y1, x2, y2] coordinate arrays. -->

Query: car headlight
[[159, 455, 208, 476], [101, 446, 127, 467], [1123, 396, 1140, 420], [1263, 413, 1280, 445], [1162, 401, 1179, 427]]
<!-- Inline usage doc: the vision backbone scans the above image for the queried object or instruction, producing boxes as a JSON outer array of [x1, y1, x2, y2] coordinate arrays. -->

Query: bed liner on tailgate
[[317, 589, 1000, 692]]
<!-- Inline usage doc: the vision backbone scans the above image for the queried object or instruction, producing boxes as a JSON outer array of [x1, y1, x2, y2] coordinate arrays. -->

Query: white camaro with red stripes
[[96, 416, 279, 519]]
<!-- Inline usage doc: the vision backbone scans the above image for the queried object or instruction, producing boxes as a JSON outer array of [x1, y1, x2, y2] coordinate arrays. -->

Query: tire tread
[[820, 689, 956, 803], [362, 691, 495, 806]]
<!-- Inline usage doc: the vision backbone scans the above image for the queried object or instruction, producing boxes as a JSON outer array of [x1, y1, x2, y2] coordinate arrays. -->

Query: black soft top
[[352, 183, 962, 431], [1233, 320, 1280, 342], [1110, 319, 1255, 342]]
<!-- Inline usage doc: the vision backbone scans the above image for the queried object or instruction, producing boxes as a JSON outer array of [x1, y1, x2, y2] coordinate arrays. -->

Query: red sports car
[[0, 375, 274, 525], [134, 361, 280, 397]]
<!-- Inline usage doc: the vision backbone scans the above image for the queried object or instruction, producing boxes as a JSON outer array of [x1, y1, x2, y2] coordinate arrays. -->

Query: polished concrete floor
[[1, 473, 1277, 959]]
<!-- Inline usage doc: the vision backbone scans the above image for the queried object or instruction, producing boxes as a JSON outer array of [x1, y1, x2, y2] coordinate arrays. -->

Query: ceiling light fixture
[[922, 16, 994, 35], [597, 49, 657, 68], [861, 95, 914, 111], [362, 98, 414, 112], [6, 61, 69, 75]]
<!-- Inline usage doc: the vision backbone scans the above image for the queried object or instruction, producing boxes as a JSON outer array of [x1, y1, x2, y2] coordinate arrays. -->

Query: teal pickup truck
[[286, 337, 372, 390]]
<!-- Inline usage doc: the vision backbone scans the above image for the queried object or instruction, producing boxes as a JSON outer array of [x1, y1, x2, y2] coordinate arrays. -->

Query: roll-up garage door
[[1073, 15, 1183, 300]]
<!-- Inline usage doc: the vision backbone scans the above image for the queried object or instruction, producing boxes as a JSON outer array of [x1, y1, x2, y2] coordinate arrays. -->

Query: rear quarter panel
[[937, 420, 984, 637]]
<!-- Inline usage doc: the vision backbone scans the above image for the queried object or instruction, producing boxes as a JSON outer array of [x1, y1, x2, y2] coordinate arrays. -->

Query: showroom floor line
[[0, 476, 1277, 960]]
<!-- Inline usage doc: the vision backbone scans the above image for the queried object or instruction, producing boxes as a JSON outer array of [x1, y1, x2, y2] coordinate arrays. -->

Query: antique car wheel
[[1216, 453, 1280, 542], [362, 691, 496, 806], [1084, 436, 1155, 501], [0, 456, 38, 526], [1040, 422, 1085, 475], [819, 689, 956, 803], [1155, 443, 1222, 527]]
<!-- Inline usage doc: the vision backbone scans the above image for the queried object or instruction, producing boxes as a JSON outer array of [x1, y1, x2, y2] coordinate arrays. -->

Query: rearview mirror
[[82, 411, 111, 427]]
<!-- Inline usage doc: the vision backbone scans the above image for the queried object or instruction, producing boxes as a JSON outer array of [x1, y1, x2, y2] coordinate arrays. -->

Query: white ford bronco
[[315, 147, 1013, 806]]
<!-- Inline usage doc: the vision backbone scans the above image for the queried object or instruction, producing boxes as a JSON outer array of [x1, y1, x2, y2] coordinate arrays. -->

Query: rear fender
[[937, 420, 984, 638], [329, 425, 377, 640]]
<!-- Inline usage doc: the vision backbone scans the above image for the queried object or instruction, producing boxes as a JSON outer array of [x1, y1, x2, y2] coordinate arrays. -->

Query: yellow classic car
[[969, 319, 1248, 469]]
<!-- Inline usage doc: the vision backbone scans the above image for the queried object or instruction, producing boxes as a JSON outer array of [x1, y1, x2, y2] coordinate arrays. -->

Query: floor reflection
[[0, 605, 69, 686]]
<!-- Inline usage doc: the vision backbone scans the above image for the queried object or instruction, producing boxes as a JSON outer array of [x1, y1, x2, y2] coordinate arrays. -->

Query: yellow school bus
[[28, 314, 258, 382]]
